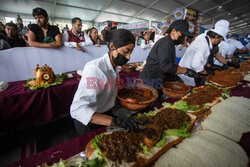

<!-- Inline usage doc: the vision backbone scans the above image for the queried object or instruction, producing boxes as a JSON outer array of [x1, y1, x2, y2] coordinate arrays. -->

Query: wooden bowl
[[162, 81, 190, 98], [117, 79, 158, 111], [122, 64, 136, 72]]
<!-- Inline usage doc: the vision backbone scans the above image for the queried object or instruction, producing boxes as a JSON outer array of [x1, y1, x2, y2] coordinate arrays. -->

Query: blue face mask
[[112, 50, 129, 66]]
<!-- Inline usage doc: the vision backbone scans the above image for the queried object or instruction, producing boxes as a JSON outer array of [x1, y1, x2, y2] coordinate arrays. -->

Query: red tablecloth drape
[[0, 74, 80, 133]]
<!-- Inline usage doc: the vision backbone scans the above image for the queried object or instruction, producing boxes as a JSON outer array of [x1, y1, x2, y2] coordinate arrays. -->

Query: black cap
[[168, 20, 193, 37]]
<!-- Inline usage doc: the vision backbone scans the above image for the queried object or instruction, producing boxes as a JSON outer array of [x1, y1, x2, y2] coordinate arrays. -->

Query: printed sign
[[117, 21, 149, 30]]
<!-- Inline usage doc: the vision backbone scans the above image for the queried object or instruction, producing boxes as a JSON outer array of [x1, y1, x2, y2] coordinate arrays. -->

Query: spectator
[[28, 7, 62, 48], [89, 27, 101, 47], [17, 15, 23, 25], [20, 26, 29, 43], [0, 22, 5, 31], [62, 24, 69, 34], [4, 22, 26, 48], [135, 34, 140, 46], [0, 25, 10, 50], [63, 17, 93, 51], [104, 26, 110, 30], [16, 15, 24, 32], [98, 29, 107, 45], [140, 31, 154, 49], [0, 22, 6, 38], [111, 26, 117, 30]]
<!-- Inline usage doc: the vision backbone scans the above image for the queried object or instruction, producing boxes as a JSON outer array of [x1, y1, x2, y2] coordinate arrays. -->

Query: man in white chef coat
[[178, 20, 229, 86]]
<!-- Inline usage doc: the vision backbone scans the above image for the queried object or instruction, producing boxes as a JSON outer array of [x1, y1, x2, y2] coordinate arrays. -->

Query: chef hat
[[246, 34, 250, 40], [214, 20, 230, 30], [210, 20, 230, 41]]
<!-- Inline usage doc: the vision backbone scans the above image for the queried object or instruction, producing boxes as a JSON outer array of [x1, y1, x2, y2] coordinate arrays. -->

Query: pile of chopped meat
[[183, 85, 223, 107], [97, 108, 189, 163], [207, 69, 242, 87], [119, 90, 152, 102]]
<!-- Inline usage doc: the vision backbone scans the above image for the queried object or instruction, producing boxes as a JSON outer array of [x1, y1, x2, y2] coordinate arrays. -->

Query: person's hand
[[111, 117, 145, 132], [49, 42, 58, 49], [210, 64, 223, 71], [185, 68, 200, 78], [205, 67, 215, 76], [227, 61, 240, 69], [95, 44, 101, 47], [76, 43, 83, 51]]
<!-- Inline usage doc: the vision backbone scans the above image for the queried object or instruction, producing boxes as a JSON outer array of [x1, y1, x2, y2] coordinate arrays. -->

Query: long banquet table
[[6, 76, 250, 167]]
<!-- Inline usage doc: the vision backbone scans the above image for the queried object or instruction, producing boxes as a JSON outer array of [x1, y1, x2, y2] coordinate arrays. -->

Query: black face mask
[[173, 35, 185, 45], [112, 51, 129, 66]]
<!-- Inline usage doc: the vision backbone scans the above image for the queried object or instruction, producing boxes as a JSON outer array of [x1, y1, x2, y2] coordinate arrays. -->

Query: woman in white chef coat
[[70, 29, 143, 135]]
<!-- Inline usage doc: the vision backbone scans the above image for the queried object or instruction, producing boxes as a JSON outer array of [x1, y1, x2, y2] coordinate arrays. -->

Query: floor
[[0, 115, 79, 167]]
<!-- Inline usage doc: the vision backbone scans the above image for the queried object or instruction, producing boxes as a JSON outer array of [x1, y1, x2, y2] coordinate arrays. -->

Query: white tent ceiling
[[0, 0, 249, 34]]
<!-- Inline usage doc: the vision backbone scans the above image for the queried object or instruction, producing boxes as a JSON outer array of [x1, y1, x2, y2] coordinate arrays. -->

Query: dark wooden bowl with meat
[[162, 81, 191, 98], [117, 79, 158, 111], [122, 63, 137, 72]]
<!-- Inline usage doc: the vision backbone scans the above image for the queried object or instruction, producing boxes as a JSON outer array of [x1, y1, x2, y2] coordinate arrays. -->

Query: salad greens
[[164, 121, 190, 138], [23, 73, 68, 90], [172, 100, 203, 112], [91, 133, 109, 155]]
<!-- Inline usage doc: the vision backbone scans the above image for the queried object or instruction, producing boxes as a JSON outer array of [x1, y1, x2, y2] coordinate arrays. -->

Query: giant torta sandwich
[[169, 85, 229, 116], [201, 96, 250, 142], [154, 130, 248, 167], [85, 108, 196, 167]]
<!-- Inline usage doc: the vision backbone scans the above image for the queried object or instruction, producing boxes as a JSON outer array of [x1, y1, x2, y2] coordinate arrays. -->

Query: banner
[[185, 8, 198, 34], [188, 21, 195, 33], [172, 8, 185, 20], [117, 21, 149, 30], [157, 22, 170, 34]]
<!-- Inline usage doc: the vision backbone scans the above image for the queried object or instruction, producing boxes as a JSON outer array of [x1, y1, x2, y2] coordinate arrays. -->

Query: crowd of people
[[0, 7, 110, 51]]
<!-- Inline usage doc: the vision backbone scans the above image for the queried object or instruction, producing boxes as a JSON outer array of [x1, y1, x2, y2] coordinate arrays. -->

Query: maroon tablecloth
[[0, 71, 140, 133], [7, 127, 106, 167], [0, 74, 80, 133]]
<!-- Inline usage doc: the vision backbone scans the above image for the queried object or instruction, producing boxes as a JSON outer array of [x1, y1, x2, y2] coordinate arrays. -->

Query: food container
[[117, 79, 158, 111], [122, 63, 137, 72], [162, 81, 191, 98]]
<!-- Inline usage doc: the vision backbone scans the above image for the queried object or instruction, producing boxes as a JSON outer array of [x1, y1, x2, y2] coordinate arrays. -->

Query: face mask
[[112, 51, 129, 66], [173, 35, 185, 45]]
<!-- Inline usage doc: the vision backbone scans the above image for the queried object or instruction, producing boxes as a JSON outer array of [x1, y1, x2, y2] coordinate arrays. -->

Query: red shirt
[[67, 30, 85, 43]]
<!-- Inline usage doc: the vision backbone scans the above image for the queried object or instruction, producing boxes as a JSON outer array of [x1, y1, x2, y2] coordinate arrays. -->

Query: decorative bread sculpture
[[28, 64, 55, 86]]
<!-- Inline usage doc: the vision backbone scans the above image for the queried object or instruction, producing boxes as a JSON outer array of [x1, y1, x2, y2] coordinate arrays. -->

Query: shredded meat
[[183, 85, 223, 107], [207, 70, 242, 87], [97, 108, 190, 163], [119, 91, 151, 101]]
